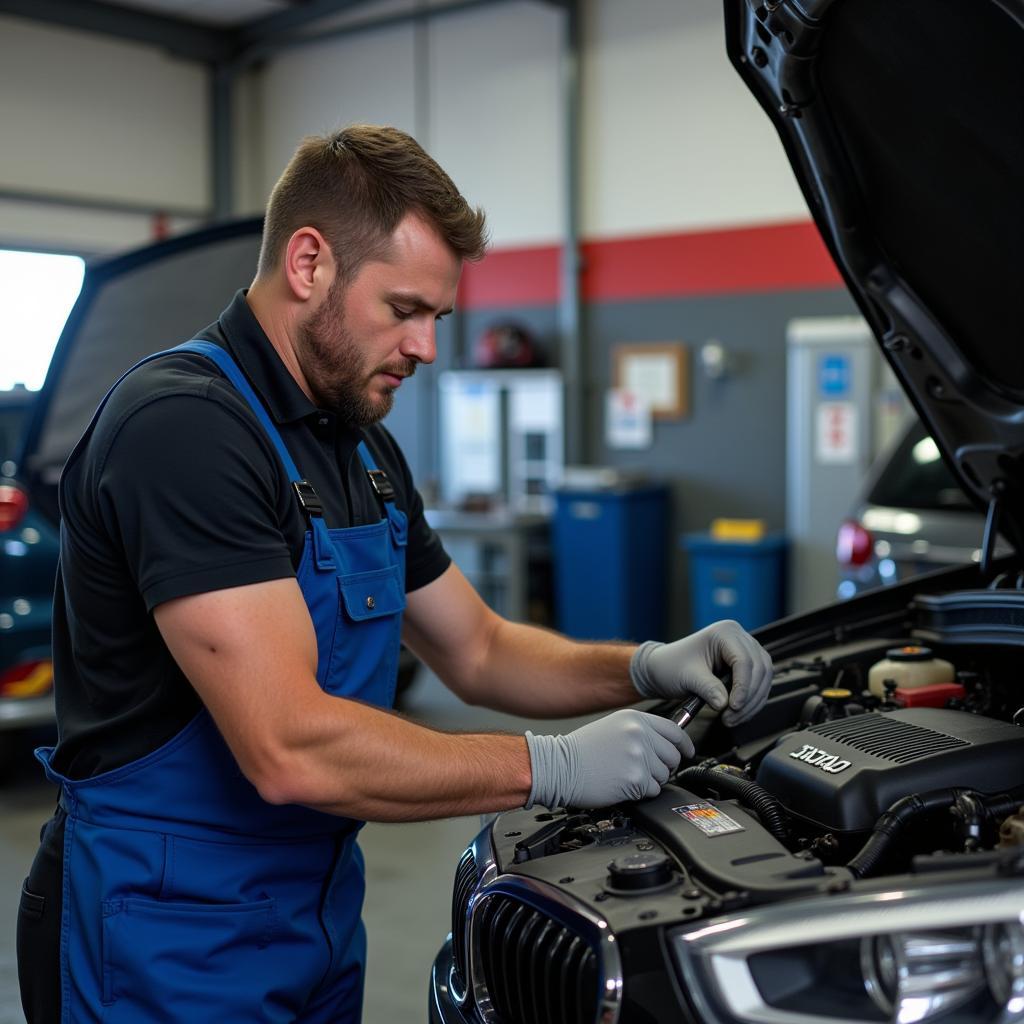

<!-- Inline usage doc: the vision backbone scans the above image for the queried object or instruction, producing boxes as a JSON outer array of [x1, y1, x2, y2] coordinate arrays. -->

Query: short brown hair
[[257, 125, 488, 281]]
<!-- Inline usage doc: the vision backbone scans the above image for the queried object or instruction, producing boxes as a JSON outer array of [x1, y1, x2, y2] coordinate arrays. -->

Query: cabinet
[[424, 509, 551, 623]]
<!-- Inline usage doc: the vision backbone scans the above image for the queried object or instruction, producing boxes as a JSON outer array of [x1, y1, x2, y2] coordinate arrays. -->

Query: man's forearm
[[251, 692, 533, 822], [456, 618, 641, 717]]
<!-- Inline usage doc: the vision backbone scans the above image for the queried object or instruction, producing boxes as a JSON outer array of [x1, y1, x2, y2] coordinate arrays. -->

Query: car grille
[[474, 892, 600, 1024], [451, 848, 477, 996]]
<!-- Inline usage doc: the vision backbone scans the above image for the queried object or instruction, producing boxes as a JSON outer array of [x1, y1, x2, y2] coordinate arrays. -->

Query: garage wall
[[246, 0, 563, 248], [0, 15, 208, 254], [582, 0, 809, 236]]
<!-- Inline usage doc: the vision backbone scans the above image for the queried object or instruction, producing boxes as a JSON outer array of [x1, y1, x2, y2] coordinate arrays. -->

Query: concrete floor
[[0, 669, 596, 1023]]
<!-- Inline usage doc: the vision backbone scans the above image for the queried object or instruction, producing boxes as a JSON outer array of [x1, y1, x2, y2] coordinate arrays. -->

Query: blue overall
[[37, 341, 407, 1023]]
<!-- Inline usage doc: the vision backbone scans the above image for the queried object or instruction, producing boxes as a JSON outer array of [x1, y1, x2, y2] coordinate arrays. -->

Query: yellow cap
[[710, 518, 766, 542], [821, 688, 852, 699]]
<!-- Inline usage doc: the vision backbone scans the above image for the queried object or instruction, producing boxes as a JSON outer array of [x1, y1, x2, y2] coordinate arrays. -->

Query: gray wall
[[386, 287, 860, 636]]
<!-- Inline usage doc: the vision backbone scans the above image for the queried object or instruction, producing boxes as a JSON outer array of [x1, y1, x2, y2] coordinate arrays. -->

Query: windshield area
[[868, 420, 973, 512]]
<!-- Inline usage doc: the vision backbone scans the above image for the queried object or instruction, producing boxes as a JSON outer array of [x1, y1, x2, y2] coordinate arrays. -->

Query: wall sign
[[816, 401, 858, 464], [818, 353, 851, 398], [605, 388, 653, 449]]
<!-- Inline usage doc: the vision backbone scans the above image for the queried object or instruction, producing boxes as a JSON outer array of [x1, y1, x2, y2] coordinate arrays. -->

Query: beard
[[296, 279, 416, 427]]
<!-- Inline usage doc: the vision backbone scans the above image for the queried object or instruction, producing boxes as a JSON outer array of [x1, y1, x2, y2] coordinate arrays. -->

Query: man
[[18, 125, 772, 1023]]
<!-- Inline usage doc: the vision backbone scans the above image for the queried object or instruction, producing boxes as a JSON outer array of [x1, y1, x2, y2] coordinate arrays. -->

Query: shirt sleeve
[[94, 387, 297, 611]]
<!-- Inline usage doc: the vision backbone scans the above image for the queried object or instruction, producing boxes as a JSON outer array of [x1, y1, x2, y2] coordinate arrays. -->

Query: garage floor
[[0, 669, 597, 1023]]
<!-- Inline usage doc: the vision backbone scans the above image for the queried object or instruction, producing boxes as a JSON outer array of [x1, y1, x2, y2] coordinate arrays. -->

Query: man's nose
[[401, 318, 437, 365]]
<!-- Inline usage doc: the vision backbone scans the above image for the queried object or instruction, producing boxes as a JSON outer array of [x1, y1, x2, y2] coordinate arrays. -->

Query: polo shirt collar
[[217, 289, 317, 425]]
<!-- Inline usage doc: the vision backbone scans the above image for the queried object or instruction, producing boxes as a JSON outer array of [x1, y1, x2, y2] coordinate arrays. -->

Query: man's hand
[[525, 709, 687, 809], [629, 620, 773, 726]]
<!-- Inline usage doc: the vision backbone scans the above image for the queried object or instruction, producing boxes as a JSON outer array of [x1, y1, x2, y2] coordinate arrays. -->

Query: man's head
[[253, 125, 487, 426], [257, 124, 487, 286]]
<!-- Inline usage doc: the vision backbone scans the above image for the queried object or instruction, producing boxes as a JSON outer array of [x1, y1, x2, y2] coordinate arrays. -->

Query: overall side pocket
[[101, 895, 278, 1020]]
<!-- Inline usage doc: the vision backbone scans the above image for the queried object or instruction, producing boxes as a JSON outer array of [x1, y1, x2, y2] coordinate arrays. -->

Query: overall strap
[[174, 340, 337, 570], [356, 441, 407, 545], [175, 340, 301, 480]]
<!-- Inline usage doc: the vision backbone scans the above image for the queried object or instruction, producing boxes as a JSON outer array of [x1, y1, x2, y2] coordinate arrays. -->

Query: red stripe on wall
[[457, 220, 842, 309], [457, 245, 562, 308]]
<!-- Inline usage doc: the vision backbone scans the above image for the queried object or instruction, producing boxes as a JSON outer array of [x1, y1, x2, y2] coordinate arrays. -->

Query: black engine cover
[[756, 708, 1024, 833]]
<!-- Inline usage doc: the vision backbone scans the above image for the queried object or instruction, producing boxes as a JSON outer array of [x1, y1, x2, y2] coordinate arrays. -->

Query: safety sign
[[815, 400, 858, 464]]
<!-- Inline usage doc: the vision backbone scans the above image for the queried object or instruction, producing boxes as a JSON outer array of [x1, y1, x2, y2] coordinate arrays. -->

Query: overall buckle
[[292, 479, 324, 519], [367, 469, 396, 504]]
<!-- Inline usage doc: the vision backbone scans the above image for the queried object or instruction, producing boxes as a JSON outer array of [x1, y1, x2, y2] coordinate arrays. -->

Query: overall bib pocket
[[325, 567, 406, 706]]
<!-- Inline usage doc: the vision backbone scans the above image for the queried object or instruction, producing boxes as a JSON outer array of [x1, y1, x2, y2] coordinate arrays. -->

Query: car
[[836, 418, 1012, 598], [0, 387, 60, 751], [429, 2, 1024, 1023]]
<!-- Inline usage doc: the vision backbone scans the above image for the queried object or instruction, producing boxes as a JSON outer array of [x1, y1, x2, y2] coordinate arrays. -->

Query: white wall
[[582, 0, 809, 237], [249, 1, 563, 249], [252, 0, 807, 247], [0, 15, 209, 253], [0, 0, 811, 255]]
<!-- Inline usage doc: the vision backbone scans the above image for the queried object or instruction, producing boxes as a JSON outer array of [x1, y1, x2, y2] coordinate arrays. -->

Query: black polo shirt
[[49, 290, 450, 780]]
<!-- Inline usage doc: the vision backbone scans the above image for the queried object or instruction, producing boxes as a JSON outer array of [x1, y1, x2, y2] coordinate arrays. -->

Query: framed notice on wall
[[613, 342, 689, 419]]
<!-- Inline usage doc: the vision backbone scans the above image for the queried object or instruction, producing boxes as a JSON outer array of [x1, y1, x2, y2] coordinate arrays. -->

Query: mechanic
[[17, 125, 773, 1024]]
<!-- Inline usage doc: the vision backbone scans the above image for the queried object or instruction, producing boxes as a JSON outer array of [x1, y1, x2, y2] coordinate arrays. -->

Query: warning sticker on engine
[[672, 802, 744, 837]]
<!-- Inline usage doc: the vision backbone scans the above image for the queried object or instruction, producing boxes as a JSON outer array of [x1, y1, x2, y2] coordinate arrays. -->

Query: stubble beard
[[297, 280, 416, 427]]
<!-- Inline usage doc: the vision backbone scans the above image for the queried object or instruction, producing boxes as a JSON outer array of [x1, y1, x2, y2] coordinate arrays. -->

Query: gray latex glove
[[630, 619, 773, 726], [525, 709, 687, 809]]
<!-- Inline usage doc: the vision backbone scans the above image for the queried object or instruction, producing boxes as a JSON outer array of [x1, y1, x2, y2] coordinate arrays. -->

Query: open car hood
[[20, 219, 263, 524], [724, 0, 1024, 556]]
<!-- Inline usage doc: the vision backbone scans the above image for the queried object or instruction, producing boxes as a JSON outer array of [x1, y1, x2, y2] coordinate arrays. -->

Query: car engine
[[438, 603, 1024, 1024]]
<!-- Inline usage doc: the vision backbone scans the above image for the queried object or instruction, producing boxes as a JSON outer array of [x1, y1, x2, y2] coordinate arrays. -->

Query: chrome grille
[[451, 848, 477, 996], [475, 892, 600, 1024]]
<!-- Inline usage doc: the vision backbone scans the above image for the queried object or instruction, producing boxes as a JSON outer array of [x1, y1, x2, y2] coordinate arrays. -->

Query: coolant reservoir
[[868, 645, 955, 699]]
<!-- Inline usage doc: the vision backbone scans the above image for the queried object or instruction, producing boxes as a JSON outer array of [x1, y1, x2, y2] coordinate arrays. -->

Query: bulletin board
[[613, 342, 689, 419]]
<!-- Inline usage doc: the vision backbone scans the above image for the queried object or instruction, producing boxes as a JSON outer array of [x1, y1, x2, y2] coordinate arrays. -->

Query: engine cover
[[756, 708, 1024, 833]]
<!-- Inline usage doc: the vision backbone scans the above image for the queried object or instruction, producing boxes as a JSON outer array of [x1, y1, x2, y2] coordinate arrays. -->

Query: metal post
[[558, 0, 584, 465]]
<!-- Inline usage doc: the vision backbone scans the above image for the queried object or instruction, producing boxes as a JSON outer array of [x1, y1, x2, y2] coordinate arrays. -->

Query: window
[[0, 249, 85, 391], [868, 419, 974, 513]]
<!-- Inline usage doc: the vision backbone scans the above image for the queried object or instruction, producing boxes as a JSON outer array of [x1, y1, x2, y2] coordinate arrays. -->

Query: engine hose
[[847, 788, 1024, 879], [848, 789, 961, 879], [674, 766, 790, 841]]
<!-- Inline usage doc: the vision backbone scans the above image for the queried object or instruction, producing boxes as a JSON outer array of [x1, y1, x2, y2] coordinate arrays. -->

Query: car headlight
[[671, 878, 1024, 1024]]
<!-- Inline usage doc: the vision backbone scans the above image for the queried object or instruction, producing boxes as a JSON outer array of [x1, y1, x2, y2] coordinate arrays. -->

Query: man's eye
[[391, 306, 413, 320]]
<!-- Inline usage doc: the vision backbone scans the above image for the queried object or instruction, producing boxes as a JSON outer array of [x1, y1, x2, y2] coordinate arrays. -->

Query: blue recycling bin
[[683, 533, 787, 632], [554, 484, 668, 642]]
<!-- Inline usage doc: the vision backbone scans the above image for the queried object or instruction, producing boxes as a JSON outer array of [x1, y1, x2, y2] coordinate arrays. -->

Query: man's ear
[[282, 227, 334, 301]]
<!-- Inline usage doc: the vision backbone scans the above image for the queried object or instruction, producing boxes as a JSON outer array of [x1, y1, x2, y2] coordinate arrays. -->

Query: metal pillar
[[557, 0, 584, 465]]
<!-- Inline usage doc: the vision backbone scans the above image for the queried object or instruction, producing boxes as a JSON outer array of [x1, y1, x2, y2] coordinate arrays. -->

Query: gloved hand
[[525, 709, 687, 809], [630, 619, 773, 726]]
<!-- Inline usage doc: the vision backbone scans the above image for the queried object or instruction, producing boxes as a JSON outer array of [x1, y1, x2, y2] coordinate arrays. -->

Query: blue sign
[[819, 354, 851, 397]]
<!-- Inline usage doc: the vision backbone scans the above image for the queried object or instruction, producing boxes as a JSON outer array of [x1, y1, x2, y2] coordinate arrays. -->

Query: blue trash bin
[[554, 484, 668, 642], [683, 533, 787, 632]]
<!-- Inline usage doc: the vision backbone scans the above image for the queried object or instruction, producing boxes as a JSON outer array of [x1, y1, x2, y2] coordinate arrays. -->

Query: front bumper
[[429, 938, 473, 1024]]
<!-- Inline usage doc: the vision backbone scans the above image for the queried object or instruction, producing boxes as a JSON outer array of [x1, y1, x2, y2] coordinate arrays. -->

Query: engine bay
[[439, 582, 1024, 1024], [491, 629, 1024, 899]]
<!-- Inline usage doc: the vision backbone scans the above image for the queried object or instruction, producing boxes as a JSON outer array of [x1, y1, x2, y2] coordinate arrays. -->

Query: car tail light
[[0, 659, 53, 699], [0, 483, 29, 532], [837, 519, 873, 567]]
